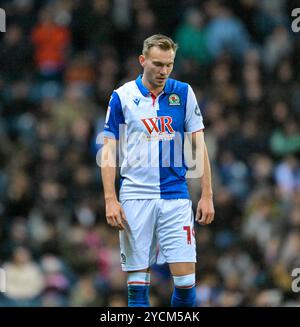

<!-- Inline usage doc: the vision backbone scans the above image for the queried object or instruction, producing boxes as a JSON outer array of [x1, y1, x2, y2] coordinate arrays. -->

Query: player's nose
[[160, 65, 168, 75]]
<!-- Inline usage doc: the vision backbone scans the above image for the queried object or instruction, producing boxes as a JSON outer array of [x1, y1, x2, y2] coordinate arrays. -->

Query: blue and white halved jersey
[[103, 75, 204, 200]]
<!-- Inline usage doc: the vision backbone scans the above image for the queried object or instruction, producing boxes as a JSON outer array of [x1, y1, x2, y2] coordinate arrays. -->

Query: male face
[[139, 46, 175, 89]]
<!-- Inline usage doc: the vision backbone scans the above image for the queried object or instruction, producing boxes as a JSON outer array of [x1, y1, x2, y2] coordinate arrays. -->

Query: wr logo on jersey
[[141, 116, 175, 134]]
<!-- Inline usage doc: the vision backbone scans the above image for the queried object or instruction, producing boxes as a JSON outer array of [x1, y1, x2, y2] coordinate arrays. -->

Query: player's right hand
[[105, 198, 127, 230]]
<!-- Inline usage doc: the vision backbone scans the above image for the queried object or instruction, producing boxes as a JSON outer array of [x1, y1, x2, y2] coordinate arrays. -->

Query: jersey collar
[[135, 75, 172, 97]]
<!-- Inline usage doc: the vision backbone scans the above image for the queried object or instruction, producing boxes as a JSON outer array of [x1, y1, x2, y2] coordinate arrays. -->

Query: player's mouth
[[157, 77, 166, 82]]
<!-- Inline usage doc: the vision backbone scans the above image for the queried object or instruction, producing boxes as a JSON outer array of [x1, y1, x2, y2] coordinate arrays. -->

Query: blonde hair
[[142, 34, 178, 56]]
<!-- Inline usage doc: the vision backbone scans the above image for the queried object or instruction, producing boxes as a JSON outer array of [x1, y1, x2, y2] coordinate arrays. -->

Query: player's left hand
[[196, 196, 215, 225]]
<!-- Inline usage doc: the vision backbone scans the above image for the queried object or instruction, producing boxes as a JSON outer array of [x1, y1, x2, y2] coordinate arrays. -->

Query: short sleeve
[[184, 85, 204, 133], [103, 91, 125, 139]]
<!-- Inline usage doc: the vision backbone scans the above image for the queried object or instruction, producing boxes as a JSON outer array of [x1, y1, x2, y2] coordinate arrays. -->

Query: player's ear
[[139, 55, 146, 67]]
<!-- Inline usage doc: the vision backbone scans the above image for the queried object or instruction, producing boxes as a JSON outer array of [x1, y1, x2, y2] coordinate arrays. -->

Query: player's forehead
[[146, 46, 175, 64]]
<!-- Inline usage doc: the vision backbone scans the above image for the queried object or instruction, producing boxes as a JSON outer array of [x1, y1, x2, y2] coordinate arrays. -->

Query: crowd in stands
[[0, 0, 300, 306]]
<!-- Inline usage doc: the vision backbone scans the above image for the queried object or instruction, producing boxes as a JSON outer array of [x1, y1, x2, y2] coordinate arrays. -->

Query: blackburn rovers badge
[[169, 94, 180, 106]]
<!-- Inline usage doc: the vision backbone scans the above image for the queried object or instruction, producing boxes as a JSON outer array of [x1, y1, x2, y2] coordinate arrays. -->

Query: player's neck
[[150, 88, 163, 97], [142, 76, 164, 97]]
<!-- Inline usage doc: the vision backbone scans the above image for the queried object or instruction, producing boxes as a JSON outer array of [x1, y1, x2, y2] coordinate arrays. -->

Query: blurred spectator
[[242, 190, 283, 252], [131, 8, 158, 52], [31, 6, 71, 79], [218, 150, 250, 200], [64, 54, 96, 90], [274, 156, 300, 199], [70, 274, 102, 307], [41, 255, 72, 296], [254, 289, 283, 307], [205, 0, 250, 60], [2, 247, 45, 306], [0, 24, 33, 82], [174, 8, 211, 65], [263, 26, 292, 71], [87, 0, 114, 47], [270, 120, 300, 157]]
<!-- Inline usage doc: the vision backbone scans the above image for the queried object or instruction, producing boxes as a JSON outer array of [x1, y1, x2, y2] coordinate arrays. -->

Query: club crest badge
[[168, 94, 180, 106]]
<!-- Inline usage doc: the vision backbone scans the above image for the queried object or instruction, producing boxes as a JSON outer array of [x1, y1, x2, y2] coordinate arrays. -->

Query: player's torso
[[116, 79, 190, 200], [120, 84, 186, 140]]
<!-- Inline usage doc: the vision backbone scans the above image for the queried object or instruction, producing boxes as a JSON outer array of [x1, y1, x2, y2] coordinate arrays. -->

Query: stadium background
[[0, 0, 300, 307]]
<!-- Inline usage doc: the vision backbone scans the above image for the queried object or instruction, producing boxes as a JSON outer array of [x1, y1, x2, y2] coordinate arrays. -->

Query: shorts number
[[183, 226, 192, 244]]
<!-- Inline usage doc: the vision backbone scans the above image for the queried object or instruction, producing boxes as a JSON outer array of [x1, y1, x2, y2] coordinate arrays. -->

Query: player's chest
[[123, 94, 185, 134]]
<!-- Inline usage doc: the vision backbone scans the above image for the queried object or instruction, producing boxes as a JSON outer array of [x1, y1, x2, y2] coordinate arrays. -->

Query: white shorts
[[119, 199, 196, 271]]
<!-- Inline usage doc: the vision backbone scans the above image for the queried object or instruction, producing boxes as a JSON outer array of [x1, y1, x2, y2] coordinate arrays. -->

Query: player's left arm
[[184, 84, 215, 225], [193, 130, 215, 225]]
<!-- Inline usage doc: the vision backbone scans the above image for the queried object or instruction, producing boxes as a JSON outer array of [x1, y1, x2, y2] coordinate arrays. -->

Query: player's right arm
[[101, 91, 127, 230], [101, 137, 127, 230]]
